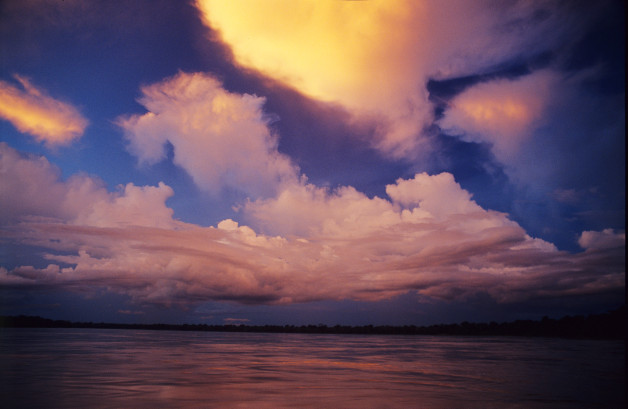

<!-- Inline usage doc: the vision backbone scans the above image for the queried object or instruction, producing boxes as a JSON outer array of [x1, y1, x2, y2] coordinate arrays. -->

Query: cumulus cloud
[[195, 0, 582, 158], [438, 70, 557, 162], [242, 182, 398, 238], [579, 229, 625, 250], [0, 142, 177, 229], [242, 173, 507, 239], [0, 142, 69, 224], [1, 144, 623, 308], [0, 75, 88, 145], [386, 173, 484, 219], [117, 72, 298, 198]]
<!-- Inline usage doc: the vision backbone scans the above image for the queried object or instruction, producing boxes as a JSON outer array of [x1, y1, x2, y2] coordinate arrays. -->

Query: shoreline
[[1, 305, 624, 339]]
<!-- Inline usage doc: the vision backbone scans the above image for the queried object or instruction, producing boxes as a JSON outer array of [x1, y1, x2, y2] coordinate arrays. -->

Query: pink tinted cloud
[[385, 173, 483, 219], [579, 229, 625, 250], [242, 182, 399, 238], [0, 75, 88, 145], [1, 144, 622, 307], [0, 142, 177, 229], [117, 72, 298, 198], [242, 173, 512, 239]]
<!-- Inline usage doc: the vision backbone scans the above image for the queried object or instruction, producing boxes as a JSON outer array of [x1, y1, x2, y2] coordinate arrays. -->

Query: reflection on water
[[0, 328, 624, 408]]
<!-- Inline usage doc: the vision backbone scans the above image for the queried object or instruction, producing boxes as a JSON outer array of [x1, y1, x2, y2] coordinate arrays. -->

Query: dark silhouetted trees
[[1, 305, 624, 339]]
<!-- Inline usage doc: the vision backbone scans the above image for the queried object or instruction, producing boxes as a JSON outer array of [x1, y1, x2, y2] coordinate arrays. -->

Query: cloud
[[579, 229, 625, 250], [550, 188, 581, 205], [1, 145, 623, 308], [0, 75, 88, 145], [0, 142, 177, 229], [0, 142, 68, 224], [385, 173, 483, 219], [242, 182, 397, 238], [439, 65, 625, 226], [118, 309, 144, 315], [242, 173, 506, 239], [195, 0, 584, 158], [223, 318, 250, 324], [117, 72, 298, 198], [438, 70, 557, 162]]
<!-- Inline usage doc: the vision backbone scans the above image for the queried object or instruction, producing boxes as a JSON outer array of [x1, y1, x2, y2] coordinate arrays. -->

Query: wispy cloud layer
[[0, 75, 88, 145]]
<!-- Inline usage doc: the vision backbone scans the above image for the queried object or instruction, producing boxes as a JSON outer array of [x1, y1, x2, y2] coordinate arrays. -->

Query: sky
[[0, 0, 625, 326]]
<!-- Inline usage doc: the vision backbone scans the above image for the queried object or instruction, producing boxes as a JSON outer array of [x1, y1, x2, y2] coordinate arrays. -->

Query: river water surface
[[0, 328, 624, 408]]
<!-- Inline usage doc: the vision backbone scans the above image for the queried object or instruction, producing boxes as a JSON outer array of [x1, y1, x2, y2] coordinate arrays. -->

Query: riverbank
[[1, 305, 624, 339]]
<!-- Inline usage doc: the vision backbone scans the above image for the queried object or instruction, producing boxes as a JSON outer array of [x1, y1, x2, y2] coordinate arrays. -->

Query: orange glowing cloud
[[195, 0, 573, 158], [193, 0, 437, 158], [438, 70, 557, 161], [0, 75, 88, 145]]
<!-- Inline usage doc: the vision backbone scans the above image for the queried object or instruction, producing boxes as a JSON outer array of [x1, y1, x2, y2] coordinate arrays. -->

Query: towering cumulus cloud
[[0, 75, 88, 145], [118, 72, 298, 197], [195, 0, 578, 158]]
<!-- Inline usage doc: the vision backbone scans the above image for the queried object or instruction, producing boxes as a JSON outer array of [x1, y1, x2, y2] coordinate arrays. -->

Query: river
[[0, 328, 624, 408]]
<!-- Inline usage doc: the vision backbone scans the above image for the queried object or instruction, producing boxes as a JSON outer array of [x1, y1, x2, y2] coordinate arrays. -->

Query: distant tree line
[[0, 305, 624, 339]]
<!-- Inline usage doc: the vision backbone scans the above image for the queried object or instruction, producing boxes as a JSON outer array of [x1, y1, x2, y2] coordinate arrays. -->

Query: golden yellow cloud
[[195, 0, 567, 159], [195, 0, 434, 158], [0, 75, 88, 144]]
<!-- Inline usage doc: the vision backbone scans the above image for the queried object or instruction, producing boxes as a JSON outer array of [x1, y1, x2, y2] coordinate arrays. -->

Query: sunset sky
[[0, 0, 624, 326]]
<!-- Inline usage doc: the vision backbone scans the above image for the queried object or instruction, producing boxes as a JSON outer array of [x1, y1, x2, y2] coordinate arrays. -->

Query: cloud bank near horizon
[[1, 110, 623, 308]]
